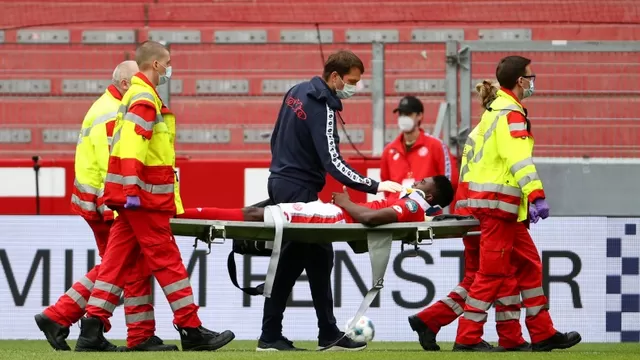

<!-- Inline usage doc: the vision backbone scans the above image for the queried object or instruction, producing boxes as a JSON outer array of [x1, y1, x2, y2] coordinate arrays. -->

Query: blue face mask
[[158, 63, 172, 86], [522, 77, 535, 99]]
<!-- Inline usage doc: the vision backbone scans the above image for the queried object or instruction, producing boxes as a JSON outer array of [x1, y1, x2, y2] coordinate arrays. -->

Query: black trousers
[[260, 177, 340, 341]]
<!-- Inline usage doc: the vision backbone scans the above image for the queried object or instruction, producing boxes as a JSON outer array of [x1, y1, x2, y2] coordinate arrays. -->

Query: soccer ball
[[344, 316, 375, 343]]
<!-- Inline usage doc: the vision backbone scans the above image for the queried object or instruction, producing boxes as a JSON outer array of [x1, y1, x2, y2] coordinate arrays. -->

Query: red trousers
[[416, 235, 480, 333], [43, 218, 155, 347], [452, 215, 556, 347], [84, 208, 201, 341]]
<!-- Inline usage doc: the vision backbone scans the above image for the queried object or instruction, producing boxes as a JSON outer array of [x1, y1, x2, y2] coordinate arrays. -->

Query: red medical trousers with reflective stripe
[[84, 208, 201, 338], [417, 231, 556, 345], [43, 218, 156, 348], [416, 235, 479, 333], [511, 222, 556, 343], [455, 214, 556, 347]]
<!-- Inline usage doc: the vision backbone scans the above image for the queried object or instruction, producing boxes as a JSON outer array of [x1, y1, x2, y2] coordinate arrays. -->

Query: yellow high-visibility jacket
[[103, 73, 183, 215], [71, 85, 123, 221], [456, 89, 545, 222]]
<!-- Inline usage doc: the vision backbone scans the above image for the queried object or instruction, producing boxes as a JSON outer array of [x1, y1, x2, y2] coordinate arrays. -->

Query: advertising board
[[1, 216, 638, 342]]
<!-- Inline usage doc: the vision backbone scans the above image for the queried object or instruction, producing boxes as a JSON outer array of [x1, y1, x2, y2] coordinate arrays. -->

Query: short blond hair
[[135, 41, 169, 70]]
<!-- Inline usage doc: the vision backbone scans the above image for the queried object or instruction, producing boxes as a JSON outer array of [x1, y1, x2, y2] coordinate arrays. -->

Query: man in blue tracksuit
[[258, 50, 402, 351]]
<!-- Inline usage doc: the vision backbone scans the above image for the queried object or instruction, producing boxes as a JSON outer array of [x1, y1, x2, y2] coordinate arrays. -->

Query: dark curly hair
[[431, 175, 455, 208]]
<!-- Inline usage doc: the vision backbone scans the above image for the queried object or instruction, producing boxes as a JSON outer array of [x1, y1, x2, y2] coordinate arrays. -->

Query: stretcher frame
[[170, 208, 479, 349]]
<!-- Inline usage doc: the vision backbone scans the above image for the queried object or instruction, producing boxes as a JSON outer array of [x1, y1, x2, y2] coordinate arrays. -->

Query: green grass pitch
[[1, 340, 639, 360]]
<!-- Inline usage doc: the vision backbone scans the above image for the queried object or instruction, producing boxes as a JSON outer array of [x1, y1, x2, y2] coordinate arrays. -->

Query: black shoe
[[74, 317, 118, 352], [317, 332, 367, 351], [496, 341, 532, 352], [256, 336, 306, 351], [453, 340, 499, 352], [176, 325, 235, 351], [480, 340, 493, 347], [116, 336, 179, 352], [532, 331, 582, 352], [34, 313, 71, 351], [408, 315, 440, 351]]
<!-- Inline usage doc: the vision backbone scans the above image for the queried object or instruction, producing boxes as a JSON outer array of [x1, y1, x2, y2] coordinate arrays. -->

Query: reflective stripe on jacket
[[71, 85, 122, 221], [456, 89, 545, 222], [103, 73, 184, 215]]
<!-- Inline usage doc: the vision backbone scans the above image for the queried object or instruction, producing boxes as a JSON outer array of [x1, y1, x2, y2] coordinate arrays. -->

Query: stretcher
[[170, 206, 479, 345]]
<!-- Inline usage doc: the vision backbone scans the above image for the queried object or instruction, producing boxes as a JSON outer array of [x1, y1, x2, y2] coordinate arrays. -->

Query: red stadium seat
[[143, 2, 638, 26], [1, 96, 638, 158], [0, 0, 639, 159], [0, 72, 637, 97], [3, 94, 637, 125], [0, 46, 134, 72]]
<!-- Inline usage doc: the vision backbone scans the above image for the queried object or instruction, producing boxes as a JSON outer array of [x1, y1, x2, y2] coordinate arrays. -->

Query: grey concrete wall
[[535, 158, 640, 217]]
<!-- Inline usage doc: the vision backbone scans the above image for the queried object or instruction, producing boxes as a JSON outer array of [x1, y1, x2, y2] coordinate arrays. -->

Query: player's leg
[[409, 234, 480, 351], [76, 214, 139, 352], [454, 215, 515, 352], [36, 218, 111, 351], [120, 248, 178, 352], [179, 207, 246, 221], [126, 208, 235, 351], [512, 224, 581, 351]]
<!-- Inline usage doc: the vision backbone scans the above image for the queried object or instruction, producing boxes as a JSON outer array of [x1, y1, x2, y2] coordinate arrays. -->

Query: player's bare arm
[[242, 207, 265, 221], [332, 186, 398, 227]]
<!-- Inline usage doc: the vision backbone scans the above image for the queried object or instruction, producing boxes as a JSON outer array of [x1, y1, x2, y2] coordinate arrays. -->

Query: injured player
[[178, 175, 454, 225]]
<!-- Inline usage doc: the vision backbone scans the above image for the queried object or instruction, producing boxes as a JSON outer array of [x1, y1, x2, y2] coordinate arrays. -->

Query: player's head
[[322, 50, 365, 100], [475, 79, 500, 109], [111, 60, 138, 94], [135, 40, 171, 87], [413, 175, 455, 208], [393, 96, 424, 134], [496, 55, 534, 101]]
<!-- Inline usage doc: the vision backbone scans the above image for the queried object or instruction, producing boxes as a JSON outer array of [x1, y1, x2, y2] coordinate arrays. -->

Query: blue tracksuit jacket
[[268, 76, 379, 194]]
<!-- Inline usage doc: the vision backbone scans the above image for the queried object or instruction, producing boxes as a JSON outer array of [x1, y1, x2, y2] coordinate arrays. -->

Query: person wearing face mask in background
[[263, 50, 403, 352], [76, 41, 236, 352], [452, 55, 580, 352], [380, 96, 459, 210]]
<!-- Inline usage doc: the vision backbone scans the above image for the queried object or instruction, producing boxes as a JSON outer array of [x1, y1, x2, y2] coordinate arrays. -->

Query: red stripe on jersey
[[287, 212, 346, 224]]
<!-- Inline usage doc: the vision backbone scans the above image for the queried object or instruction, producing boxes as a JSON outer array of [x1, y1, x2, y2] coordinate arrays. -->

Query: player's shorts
[[279, 201, 346, 224]]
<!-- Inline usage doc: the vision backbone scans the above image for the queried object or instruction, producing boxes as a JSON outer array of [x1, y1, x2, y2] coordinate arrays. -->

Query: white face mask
[[158, 63, 172, 86], [398, 115, 416, 132], [522, 77, 535, 99], [335, 77, 356, 99]]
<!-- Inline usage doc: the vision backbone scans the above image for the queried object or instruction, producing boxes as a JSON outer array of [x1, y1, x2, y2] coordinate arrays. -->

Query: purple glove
[[124, 195, 140, 209], [529, 203, 540, 224], [533, 198, 550, 219]]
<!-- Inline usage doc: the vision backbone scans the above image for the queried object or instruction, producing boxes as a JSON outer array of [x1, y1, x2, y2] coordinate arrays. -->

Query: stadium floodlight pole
[[371, 42, 385, 157], [32, 155, 41, 215]]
